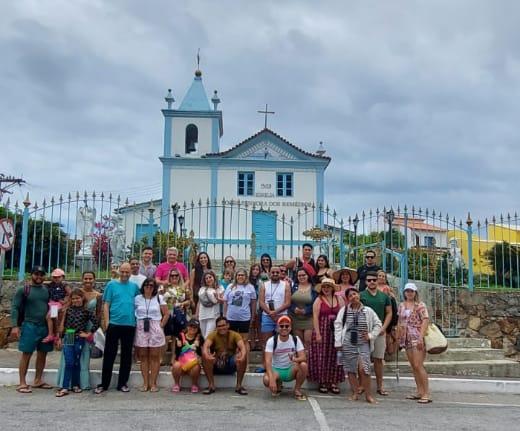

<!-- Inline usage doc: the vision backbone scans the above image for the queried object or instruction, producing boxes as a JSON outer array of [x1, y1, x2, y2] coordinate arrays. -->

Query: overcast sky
[[1, 0, 519, 226]]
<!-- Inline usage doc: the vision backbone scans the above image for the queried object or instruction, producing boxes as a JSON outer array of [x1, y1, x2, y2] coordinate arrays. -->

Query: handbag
[[424, 322, 448, 354], [164, 307, 187, 337], [177, 333, 198, 372]]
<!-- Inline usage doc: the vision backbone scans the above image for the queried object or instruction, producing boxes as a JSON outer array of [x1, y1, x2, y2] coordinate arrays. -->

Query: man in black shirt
[[357, 250, 381, 291]]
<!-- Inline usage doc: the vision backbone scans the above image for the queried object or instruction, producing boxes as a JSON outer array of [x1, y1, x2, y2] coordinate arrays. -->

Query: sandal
[[406, 394, 421, 400], [94, 386, 106, 395], [318, 385, 328, 394], [294, 391, 308, 401], [191, 385, 199, 394], [417, 397, 432, 404], [16, 385, 32, 394], [150, 386, 159, 393], [72, 386, 83, 394], [171, 384, 180, 393], [55, 388, 69, 397], [202, 387, 215, 395], [118, 385, 130, 393], [33, 382, 53, 389], [377, 389, 389, 396], [235, 386, 248, 396], [330, 385, 340, 395]]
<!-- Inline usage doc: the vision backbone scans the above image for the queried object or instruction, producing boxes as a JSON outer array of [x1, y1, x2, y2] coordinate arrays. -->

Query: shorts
[[273, 366, 294, 382], [18, 322, 54, 354], [372, 334, 386, 359], [261, 313, 277, 333], [134, 320, 166, 348], [228, 320, 250, 334], [213, 355, 237, 375]]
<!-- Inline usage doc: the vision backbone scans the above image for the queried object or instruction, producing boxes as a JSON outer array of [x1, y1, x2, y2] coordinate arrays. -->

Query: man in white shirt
[[263, 315, 308, 400], [129, 257, 147, 288]]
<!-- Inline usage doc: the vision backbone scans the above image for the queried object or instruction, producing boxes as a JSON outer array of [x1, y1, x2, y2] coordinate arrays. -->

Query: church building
[[119, 66, 331, 261]]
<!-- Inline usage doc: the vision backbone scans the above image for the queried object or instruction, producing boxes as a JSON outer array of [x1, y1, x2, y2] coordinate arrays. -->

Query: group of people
[[10, 245, 432, 404]]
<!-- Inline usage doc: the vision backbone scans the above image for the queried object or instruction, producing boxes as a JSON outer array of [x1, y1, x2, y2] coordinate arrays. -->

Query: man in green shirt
[[10, 266, 53, 393], [360, 271, 392, 396]]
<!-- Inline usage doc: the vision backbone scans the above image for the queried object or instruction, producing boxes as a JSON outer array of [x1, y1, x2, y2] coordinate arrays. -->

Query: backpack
[[389, 295, 399, 329], [16, 284, 31, 327], [272, 333, 298, 352]]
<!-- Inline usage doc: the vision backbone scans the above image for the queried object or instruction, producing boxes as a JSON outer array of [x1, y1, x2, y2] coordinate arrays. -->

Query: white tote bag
[[424, 323, 448, 354]]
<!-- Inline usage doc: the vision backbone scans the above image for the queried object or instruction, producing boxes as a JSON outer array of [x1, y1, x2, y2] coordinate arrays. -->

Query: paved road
[[1, 386, 520, 431]]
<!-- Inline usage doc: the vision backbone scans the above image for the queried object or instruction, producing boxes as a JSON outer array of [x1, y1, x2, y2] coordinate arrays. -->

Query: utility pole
[[0, 174, 25, 201]]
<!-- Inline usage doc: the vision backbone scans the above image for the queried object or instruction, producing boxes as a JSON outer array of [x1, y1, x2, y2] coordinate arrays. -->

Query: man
[[258, 266, 292, 372], [95, 262, 140, 394], [263, 316, 308, 400], [278, 265, 293, 288], [357, 250, 381, 291], [285, 243, 316, 282], [139, 246, 157, 278], [10, 266, 53, 393], [360, 271, 392, 396], [129, 257, 146, 288], [155, 247, 189, 287], [201, 316, 248, 395]]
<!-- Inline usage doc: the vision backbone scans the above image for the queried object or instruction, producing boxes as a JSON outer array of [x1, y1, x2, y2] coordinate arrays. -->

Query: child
[[42, 268, 71, 343], [55, 289, 98, 397], [219, 268, 234, 292]]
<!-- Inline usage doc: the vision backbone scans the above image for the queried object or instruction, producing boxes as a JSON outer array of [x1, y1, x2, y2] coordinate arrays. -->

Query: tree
[[484, 242, 519, 287]]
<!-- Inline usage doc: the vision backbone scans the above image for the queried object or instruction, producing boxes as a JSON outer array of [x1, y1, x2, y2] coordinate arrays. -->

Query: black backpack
[[16, 284, 31, 327], [389, 296, 399, 329], [272, 333, 298, 352]]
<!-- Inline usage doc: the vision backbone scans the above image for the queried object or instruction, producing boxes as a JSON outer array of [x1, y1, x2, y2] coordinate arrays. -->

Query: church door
[[252, 211, 277, 258]]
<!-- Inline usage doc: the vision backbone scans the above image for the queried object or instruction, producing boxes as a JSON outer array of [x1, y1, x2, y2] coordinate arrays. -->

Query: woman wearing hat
[[308, 278, 345, 394], [397, 283, 431, 403], [289, 268, 317, 352], [332, 267, 358, 300], [171, 318, 204, 393]]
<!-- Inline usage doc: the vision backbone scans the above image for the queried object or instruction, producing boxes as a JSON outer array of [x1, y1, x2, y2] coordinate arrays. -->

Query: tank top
[[264, 281, 287, 315]]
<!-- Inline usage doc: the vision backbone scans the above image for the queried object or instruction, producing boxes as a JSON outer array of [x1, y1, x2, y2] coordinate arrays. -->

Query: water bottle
[[336, 350, 342, 366]]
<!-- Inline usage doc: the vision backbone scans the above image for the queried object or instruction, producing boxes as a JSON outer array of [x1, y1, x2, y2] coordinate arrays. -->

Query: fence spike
[[362, 210, 365, 218], [485, 218, 488, 226], [311, 203, 315, 210], [466, 213, 473, 226], [33, 201, 38, 210], [425, 208, 429, 218], [5, 197, 10, 207], [492, 215, 496, 224], [59, 194, 63, 203], [397, 205, 400, 214], [198, 198, 202, 206], [369, 208, 372, 217], [404, 204, 408, 213], [477, 220, 481, 229], [348, 216, 352, 224], [92, 191, 96, 199], [333, 209, 337, 218], [507, 213, 511, 222], [500, 214, 504, 224], [42, 198, 47, 207], [15, 200, 19, 210], [124, 198, 129, 206], [76, 191, 80, 199], [206, 197, 210, 205], [290, 216, 294, 224], [50, 196, 55, 205]]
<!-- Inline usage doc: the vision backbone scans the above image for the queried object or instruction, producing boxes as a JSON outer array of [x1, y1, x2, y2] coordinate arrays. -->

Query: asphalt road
[[1, 386, 519, 431]]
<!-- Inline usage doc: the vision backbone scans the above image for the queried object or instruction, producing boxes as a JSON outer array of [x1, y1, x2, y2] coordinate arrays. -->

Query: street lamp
[[147, 201, 155, 247], [171, 203, 179, 234], [178, 215, 185, 237], [353, 214, 359, 262]]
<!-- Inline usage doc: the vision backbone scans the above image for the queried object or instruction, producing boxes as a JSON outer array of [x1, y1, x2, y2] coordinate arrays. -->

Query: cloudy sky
[[1, 0, 519, 225]]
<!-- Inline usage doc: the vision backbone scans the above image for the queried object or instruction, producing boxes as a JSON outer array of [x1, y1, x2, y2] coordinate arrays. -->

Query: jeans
[[100, 324, 136, 390], [62, 337, 85, 389]]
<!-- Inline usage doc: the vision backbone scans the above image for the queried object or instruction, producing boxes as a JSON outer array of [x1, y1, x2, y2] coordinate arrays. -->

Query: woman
[[223, 256, 236, 275], [314, 254, 334, 285], [397, 283, 431, 404], [163, 269, 194, 319], [196, 270, 224, 337], [56, 271, 101, 390], [334, 288, 381, 404], [190, 252, 212, 305], [223, 269, 257, 342], [259, 253, 272, 282], [134, 278, 169, 392], [309, 278, 345, 394], [332, 267, 358, 300], [171, 318, 204, 393], [248, 263, 263, 350], [289, 268, 317, 351], [376, 270, 393, 296]]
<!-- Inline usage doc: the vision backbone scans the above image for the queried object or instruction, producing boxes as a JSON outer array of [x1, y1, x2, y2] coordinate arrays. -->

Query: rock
[[491, 337, 503, 349], [503, 337, 517, 357], [479, 322, 502, 338], [468, 316, 481, 331], [498, 318, 518, 335], [0, 328, 9, 347]]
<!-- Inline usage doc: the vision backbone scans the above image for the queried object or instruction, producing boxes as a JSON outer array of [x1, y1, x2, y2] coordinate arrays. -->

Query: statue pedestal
[[76, 254, 94, 271]]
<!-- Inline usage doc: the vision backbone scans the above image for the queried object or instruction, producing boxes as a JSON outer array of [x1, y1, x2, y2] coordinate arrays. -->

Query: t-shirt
[[10, 284, 50, 326], [135, 294, 166, 321], [47, 282, 67, 302], [206, 330, 242, 357], [356, 264, 381, 291], [139, 262, 157, 278], [155, 261, 189, 282], [224, 284, 257, 321], [103, 279, 140, 326], [198, 286, 224, 319], [129, 273, 147, 289], [360, 288, 391, 324], [265, 335, 304, 369]]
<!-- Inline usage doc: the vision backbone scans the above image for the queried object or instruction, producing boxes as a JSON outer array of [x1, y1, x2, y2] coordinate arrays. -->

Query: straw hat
[[315, 277, 339, 293], [332, 267, 358, 285]]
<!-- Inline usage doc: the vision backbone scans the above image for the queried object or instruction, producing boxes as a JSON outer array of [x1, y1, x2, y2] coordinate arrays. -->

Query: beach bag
[[424, 323, 448, 354], [178, 333, 198, 372], [91, 328, 105, 358], [164, 307, 187, 337]]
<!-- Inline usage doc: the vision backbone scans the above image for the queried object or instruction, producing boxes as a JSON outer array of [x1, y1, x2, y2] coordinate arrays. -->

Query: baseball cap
[[31, 266, 46, 275], [51, 268, 65, 277], [404, 282, 418, 292], [277, 315, 292, 326]]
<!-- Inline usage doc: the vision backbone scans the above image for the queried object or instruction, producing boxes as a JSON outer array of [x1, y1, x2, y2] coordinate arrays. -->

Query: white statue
[[77, 206, 96, 256], [109, 214, 126, 264], [449, 238, 463, 269]]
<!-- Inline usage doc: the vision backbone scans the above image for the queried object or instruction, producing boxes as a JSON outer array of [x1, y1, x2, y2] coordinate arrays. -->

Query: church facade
[[119, 68, 331, 261]]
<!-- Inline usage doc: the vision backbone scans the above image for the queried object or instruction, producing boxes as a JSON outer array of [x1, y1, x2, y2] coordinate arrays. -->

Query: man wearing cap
[[10, 266, 54, 393], [357, 250, 381, 292], [360, 271, 392, 396], [263, 315, 308, 400]]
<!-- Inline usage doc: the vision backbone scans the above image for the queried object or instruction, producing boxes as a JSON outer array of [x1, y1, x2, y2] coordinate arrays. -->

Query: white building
[[118, 67, 331, 260]]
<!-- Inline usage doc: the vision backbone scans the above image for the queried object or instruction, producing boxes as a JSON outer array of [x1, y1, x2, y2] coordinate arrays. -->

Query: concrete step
[[426, 348, 505, 362], [448, 338, 491, 348]]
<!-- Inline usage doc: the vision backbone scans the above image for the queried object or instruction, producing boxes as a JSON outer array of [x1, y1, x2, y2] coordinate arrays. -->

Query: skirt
[[134, 320, 165, 348]]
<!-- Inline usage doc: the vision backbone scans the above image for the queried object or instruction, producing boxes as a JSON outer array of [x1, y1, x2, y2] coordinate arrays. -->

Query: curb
[[1, 368, 519, 394]]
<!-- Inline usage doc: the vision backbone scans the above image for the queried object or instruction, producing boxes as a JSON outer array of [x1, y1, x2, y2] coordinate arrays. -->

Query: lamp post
[[171, 203, 179, 235], [147, 202, 155, 247], [178, 215, 185, 237], [353, 214, 359, 263], [387, 209, 395, 275]]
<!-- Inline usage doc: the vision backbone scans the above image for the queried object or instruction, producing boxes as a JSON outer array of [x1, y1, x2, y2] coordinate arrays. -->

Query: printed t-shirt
[[129, 273, 147, 288], [265, 335, 304, 369], [224, 284, 257, 321]]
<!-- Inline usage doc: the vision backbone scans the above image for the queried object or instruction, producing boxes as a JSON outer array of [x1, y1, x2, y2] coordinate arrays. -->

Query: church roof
[[179, 71, 211, 111], [205, 128, 331, 161]]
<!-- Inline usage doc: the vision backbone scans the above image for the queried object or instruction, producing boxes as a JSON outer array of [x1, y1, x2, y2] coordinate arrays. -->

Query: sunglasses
[[169, 274, 180, 277], [367, 279, 377, 283], [225, 260, 234, 264], [280, 269, 287, 273], [279, 324, 290, 329], [366, 256, 375, 259]]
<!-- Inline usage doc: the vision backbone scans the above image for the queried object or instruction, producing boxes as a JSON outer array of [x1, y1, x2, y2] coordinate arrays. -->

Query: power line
[[0, 174, 26, 201]]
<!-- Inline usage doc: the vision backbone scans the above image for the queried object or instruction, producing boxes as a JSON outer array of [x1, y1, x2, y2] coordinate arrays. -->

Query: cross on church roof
[[257, 104, 275, 129]]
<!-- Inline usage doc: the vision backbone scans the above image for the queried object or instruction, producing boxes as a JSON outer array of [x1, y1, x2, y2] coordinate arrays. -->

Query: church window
[[185, 124, 198, 153], [277, 173, 293, 197], [238, 172, 254, 196]]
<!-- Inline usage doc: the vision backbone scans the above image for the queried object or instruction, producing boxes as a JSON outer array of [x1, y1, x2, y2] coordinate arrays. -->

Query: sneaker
[[191, 385, 199, 394], [172, 384, 180, 393]]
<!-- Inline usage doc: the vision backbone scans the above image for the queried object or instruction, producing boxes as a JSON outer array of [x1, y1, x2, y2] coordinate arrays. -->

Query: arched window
[[185, 124, 198, 153]]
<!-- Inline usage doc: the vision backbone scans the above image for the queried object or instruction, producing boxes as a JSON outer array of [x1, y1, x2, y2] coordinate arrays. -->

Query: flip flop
[[318, 386, 328, 394], [72, 387, 83, 394], [294, 392, 308, 401], [150, 387, 160, 393], [418, 397, 432, 404], [406, 394, 421, 400], [202, 387, 215, 395], [377, 389, 389, 396], [16, 386, 32, 394], [330, 385, 341, 395], [55, 389, 69, 397], [33, 382, 53, 389], [235, 387, 248, 396], [94, 386, 106, 395]]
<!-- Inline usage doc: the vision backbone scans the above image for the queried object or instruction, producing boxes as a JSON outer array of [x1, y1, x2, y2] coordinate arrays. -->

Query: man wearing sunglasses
[[263, 315, 308, 400], [357, 250, 381, 292]]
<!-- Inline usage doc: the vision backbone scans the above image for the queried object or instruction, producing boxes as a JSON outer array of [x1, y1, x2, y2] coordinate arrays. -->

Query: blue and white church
[[119, 67, 331, 260]]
